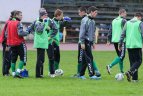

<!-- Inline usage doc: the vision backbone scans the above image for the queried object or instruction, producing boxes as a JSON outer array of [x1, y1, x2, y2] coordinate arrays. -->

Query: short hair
[[79, 7, 87, 13], [39, 8, 47, 17], [118, 8, 126, 15], [54, 9, 63, 17], [14, 11, 22, 16], [39, 8, 46, 13], [135, 12, 143, 17], [10, 10, 17, 18], [88, 6, 98, 13]]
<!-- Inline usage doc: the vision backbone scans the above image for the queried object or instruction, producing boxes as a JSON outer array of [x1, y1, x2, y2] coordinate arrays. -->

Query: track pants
[[114, 43, 125, 61], [127, 48, 142, 80], [2, 42, 11, 75], [36, 44, 55, 77], [80, 40, 95, 77], [53, 42, 60, 70], [11, 43, 27, 64]]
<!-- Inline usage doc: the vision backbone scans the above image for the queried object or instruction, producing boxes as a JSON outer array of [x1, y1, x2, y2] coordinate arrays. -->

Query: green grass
[[0, 51, 143, 96]]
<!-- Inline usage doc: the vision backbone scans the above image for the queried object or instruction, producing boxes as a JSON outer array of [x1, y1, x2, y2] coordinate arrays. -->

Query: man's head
[[88, 6, 98, 18], [10, 10, 17, 18], [54, 9, 63, 20], [14, 11, 22, 21], [39, 8, 48, 19], [78, 7, 87, 17], [135, 13, 143, 20], [119, 8, 127, 18]]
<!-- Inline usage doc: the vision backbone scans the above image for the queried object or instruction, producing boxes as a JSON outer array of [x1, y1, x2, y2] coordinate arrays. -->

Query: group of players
[[77, 6, 143, 82], [0, 8, 63, 78], [0, 6, 143, 82]]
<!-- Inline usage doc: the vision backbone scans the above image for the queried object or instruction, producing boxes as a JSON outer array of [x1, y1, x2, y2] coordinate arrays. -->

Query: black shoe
[[36, 75, 43, 78], [95, 71, 101, 77], [125, 71, 131, 82]]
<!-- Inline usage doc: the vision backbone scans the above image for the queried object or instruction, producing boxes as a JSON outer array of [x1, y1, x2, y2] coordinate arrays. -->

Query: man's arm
[[139, 22, 143, 40], [119, 24, 127, 48], [107, 24, 112, 43], [27, 21, 36, 34], [79, 19, 86, 44], [121, 18, 127, 28], [17, 22, 29, 36], [49, 19, 58, 39]]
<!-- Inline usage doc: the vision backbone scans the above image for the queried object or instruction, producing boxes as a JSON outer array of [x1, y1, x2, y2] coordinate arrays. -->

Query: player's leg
[[106, 43, 121, 74], [73, 43, 83, 77], [47, 44, 55, 77], [16, 43, 27, 78], [130, 48, 142, 81], [119, 43, 126, 73], [2, 42, 6, 76], [53, 42, 60, 70], [36, 48, 45, 78], [93, 61, 101, 77], [84, 41, 100, 80], [11, 46, 18, 77], [4, 47, 11, 76], [79, 55, 87, 79], [72, 43, 84, 77], [84, 41, 95, 77], [77, 43, 83, 74], [125, 48, 136, 82]]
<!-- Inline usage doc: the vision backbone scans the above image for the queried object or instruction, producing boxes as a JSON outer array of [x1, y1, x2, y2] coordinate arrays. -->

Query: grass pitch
[[0, 51, 143, 96]]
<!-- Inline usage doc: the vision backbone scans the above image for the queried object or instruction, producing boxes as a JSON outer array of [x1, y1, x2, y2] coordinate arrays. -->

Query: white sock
[[16, 69, 21, 73], [12, 72, 16, 76]]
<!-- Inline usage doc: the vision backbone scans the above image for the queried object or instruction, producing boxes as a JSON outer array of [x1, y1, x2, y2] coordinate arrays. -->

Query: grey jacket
[[79, 16, 96, 44]]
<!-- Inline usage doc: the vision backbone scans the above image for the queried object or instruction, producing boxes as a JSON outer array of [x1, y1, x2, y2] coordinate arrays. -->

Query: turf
[[0, 51, 143, 96]]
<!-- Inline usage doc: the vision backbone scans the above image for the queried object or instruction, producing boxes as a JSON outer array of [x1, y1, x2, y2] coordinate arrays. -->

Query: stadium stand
[[43, 0, 143, 43]]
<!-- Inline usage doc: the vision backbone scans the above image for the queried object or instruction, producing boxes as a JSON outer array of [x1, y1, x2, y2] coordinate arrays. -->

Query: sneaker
[[36, 75, 44, 78], [12, 72, 16, 77], [49, 74, 55, 78], [3, 74, 10, 77], [132, 80, 138, 83], [90, 75, 101, 80], [78, 76, 86, 80], [15, 72, 23, 78], [125, 71, 131, 82], [95, 71, 101, 77], [106, 65, 111, 75]]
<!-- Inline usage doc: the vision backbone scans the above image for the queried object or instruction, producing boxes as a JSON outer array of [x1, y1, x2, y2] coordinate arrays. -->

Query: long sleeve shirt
[[17, 22, 29, 36], [79, 16, 96, 44]]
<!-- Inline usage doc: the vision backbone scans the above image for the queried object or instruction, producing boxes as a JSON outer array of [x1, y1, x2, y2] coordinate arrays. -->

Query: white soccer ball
[[55, 69, 64, 76], [115, 73, 124, 81]]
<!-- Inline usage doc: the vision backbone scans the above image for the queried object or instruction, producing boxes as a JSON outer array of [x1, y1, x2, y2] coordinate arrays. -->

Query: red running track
[[0, 43, 114, 51]]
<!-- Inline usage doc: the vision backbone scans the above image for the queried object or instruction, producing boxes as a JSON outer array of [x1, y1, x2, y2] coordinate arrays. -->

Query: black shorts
[[11, 43, 27, 63]]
